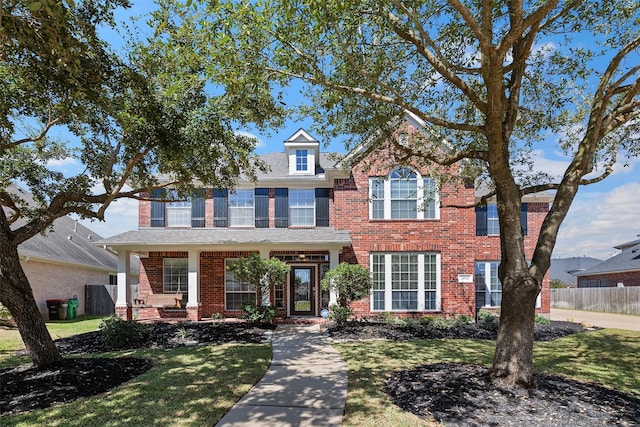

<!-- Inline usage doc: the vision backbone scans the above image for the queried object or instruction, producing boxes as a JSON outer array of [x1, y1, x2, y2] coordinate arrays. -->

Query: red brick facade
[[124, 127, 551, 321], [578, 271, 640, 288]]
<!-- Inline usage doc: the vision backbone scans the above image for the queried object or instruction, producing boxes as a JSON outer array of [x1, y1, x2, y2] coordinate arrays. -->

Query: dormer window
[[284, 129, 320, 175], [296, 150, 308, 171]]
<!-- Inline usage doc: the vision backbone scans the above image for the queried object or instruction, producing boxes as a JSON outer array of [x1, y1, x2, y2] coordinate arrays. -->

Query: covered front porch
[[96, 228, 352, 321]]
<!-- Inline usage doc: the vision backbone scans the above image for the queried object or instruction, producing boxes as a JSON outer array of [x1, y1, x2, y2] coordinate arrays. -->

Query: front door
[[290, 266, 316, 316]]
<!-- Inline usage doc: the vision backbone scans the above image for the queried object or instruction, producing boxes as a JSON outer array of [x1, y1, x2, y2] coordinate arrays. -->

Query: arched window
[[369, 167, 438, 220]]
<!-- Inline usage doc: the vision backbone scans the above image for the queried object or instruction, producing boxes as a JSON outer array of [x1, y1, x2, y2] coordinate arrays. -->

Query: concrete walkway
[[551, 308, 640, 331], [216, 323, 348, 427]]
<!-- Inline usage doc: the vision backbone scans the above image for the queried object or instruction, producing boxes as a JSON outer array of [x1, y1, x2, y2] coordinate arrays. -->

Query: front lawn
[[0, 318, 271, 426], [334, 329, 640, 427]]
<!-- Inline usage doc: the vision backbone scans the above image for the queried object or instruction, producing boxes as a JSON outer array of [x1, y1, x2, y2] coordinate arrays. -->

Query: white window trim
[[228, 189, 255, 227], [224, 258, 257, 310], [476, 261, 542, 308], [370, 252, 441, 312], [369, 171, 440, 220], [289, 189, 315, 227], [163, 258, 188, 293]]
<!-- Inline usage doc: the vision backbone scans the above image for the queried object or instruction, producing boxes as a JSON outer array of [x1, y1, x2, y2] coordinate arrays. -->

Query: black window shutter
[[255, 188, 269, 228], [475, 205, 488, 236], [315, 188, 330, 227], [150, 189, 165, 227], [274, 188, 289, 228], [213, 189, 228, 227], [191, 189, 206, 228], [520, 203, 528, 236]]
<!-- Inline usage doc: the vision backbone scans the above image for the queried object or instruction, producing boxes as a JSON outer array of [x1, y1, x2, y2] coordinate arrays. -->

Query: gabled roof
[[7, 185, 118, 272], [18, 216, 118, 272], [574, 242, 640, 277]]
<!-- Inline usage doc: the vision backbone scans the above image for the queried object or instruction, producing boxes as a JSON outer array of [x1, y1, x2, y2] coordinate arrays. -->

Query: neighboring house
[[550, 257, 602, 287], [99, 115, 552, 321], [574, 238, 640, 288], [9, 187, 139, 319]]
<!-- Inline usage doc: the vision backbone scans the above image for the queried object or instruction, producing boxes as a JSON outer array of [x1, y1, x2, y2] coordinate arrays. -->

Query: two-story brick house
[[99, 115, 552, 321]]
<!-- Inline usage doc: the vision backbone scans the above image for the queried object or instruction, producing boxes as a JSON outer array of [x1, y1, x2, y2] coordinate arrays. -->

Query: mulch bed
[[0, 322, 272, 416], [2, 319, 639, 426], [328, 320, 640, 426]]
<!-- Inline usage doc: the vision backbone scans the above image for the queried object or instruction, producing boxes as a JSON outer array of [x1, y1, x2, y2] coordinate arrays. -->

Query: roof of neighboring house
[[96, 228, 351, 250], [17, 216, 118, 272], [550, 256, 602, 285], [7, 185, 122, 272], [574, 242, 640, 277]]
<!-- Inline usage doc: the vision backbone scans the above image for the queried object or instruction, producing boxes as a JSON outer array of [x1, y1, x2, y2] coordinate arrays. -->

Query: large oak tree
[[0, 0, 266, 367], [161, 0, 640, 386]]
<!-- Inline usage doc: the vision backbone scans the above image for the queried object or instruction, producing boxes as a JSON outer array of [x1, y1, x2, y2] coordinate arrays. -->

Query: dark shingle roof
[[574, 242, 640, 277], [96, 227, 351, 249], [18, 216, 117, 271], [7, 186, 117, 271]]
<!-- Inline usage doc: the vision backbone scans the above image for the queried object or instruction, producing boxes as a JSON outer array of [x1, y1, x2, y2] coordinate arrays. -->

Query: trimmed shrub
[[99, 316, 149, 349]]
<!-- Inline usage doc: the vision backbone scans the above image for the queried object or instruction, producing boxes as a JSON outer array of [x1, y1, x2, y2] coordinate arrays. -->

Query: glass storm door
[[290, 267, 315, 316]]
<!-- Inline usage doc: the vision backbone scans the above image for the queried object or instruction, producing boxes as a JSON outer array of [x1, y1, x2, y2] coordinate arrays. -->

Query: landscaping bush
[[240, 301, 277, 324], [99, 316, 150, 349], [477, 310, 499, 331], [535, 314, 551, 325], [329, 305, 352, 326]]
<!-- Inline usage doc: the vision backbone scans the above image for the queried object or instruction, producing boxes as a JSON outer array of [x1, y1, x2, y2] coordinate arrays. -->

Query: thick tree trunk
[[0, 226, 63, 368], [490, 274, 540, 387]]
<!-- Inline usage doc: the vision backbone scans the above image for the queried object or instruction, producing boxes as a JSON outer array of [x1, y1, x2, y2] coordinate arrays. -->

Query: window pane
[[166, 207, 191, 227], [391, 169, 418, 219], [392, 291, 418, 310], [487, 204, 500, 235], [422, 178, 437, 219], [296, 149, 308, 171], [370, 178, 385, 219], [225, 259, 256, 310], [229, 190, 255, 227], [289, 189, 315, 226], [163, 258, 188, 293]]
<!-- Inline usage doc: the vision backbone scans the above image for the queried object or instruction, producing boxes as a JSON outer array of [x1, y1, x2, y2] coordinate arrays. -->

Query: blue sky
[[64, 2, 640, 260]]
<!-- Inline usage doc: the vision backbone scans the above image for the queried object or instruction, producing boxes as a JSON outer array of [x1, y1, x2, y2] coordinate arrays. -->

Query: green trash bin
[[58, 300, 68, 320], [67, 298, 78, 320]]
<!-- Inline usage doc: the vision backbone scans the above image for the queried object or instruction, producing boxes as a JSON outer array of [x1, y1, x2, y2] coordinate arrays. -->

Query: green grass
[[334, 329, 640, 427], [2, 320, 638, 426], [0, 317, 271, 427], [0, 316, 106, 368]]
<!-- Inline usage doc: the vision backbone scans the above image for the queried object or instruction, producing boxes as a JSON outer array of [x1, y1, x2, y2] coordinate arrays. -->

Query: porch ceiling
[[94, 227, 352, 252]]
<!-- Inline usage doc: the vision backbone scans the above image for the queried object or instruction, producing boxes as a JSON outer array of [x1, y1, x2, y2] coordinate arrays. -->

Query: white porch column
[[186, 250, 199, 307], [115, 250, 131, 319], [259, 249, 270, 306], [329, 249, 340, 305]]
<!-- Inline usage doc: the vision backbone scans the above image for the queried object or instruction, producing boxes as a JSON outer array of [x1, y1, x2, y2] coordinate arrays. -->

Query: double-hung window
[[369, 167, 438, 220], [163, 258, 188, 293], [487, 204, 500, 235], [475, 261, 502, 307], [166, 191, 192, 227], [289, 189, 315, 226], [370, 252, 441, 311], [229, 189, 255, 227], [225, 259, 256, 310]]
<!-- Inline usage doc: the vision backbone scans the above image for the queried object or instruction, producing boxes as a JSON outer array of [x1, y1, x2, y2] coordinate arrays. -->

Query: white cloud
[[78, 196, 138, 238], [554, 181, 640, 259]]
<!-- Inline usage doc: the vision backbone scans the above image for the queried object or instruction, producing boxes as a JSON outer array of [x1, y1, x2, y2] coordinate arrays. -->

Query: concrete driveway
[[551, 308, 640, 331]]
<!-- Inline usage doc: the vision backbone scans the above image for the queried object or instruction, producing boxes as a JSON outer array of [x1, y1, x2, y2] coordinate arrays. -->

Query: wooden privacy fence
[[85, 284, 140, 316], [551, 287, 640, 315]]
